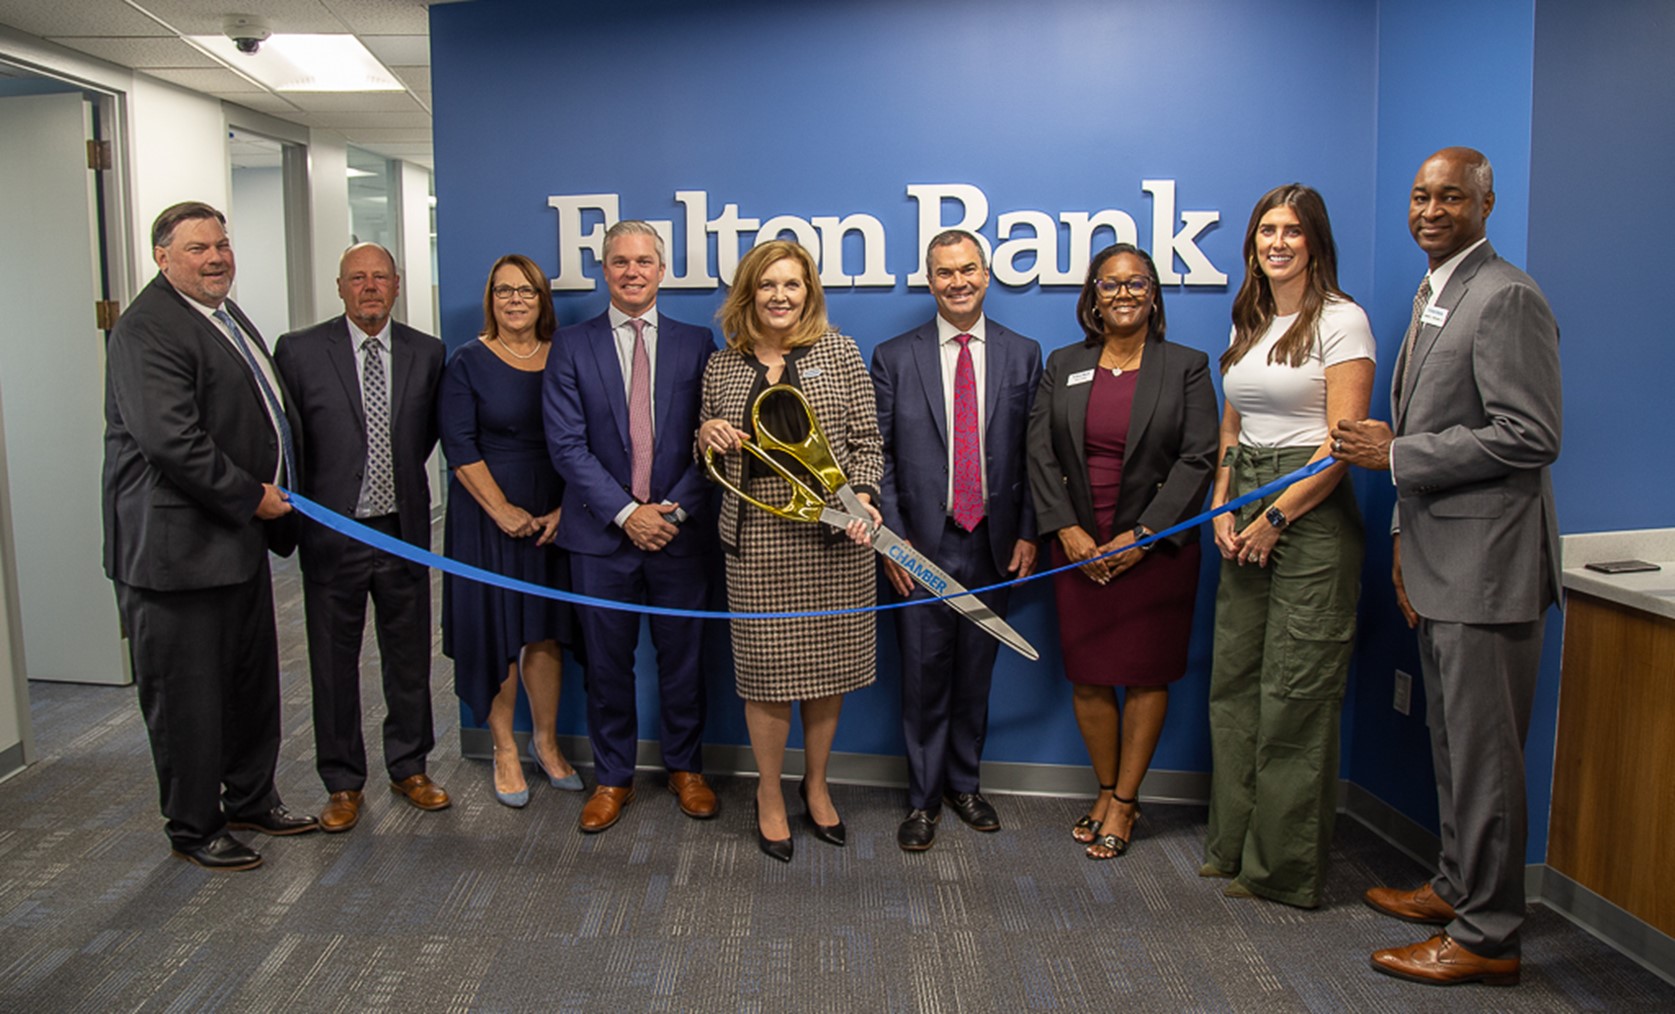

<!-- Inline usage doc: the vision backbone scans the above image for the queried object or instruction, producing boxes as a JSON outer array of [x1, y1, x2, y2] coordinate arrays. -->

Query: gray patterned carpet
[[2, 558, 1671, 1012]]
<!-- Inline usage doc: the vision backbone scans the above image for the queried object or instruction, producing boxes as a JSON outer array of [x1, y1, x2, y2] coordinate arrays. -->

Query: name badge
[[802, 367, 823, 379], [1067, 369, 1095, 386], [1421, 305, 1449, 328]]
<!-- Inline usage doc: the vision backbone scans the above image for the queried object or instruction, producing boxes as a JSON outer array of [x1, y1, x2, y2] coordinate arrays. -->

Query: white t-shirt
[[1222, 298, 1375, 448]]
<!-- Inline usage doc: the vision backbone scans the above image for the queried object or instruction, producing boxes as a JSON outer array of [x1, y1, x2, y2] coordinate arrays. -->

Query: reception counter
[[1549, 528, 1675, 944]]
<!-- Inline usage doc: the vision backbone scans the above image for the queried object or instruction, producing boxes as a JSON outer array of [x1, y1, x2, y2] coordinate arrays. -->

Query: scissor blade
[[867, 525, 1040, 662]]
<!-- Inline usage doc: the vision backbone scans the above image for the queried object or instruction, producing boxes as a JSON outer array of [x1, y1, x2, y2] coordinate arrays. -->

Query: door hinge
[[87, 139, 113, 171], [95, 299, 121, 330]]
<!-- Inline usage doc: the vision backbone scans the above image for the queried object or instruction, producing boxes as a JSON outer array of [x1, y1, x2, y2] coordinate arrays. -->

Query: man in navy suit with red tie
[[543, 220, 718, 834], [872, 230, 1043, 851]]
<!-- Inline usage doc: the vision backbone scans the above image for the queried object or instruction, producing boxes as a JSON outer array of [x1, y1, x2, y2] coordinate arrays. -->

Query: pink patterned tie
[[951, 334, 983, 531], [628, 318, 652, 502]]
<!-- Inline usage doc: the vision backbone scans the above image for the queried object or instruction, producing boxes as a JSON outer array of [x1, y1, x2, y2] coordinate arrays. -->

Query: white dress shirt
[[184, 293, 286, 482], [936, 313, 989, 507], [606, 305, 682, 527]]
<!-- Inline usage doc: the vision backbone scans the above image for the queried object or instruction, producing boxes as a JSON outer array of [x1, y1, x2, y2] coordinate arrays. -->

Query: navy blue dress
[[439, 340, 576, 725]]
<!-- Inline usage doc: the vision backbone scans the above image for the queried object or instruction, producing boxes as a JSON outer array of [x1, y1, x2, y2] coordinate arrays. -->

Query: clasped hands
[[697, 416, 880, 546], [495, 503, 561, 546], [1058, 525, 1141, 586], [1212, 511, 1281, 567]]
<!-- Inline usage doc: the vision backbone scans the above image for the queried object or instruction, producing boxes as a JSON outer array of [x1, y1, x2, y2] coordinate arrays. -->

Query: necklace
[[497, 335, 542, 360], [1100, 342, 1144, 376]]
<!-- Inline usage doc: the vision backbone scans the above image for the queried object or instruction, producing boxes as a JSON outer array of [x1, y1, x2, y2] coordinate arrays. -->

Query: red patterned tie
[[628, 318, 652, 502], [952, 333, 983, 531]]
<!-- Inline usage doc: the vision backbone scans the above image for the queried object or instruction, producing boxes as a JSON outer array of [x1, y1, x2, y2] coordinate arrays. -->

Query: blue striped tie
[[213, 307, 296, 484]]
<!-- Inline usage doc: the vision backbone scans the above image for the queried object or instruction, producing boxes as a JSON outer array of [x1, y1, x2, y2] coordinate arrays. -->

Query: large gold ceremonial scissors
[[704, 384, 1039, 661]]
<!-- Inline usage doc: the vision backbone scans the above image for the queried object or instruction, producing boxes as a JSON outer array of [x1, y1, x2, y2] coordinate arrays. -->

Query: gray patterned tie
[[1396, 276, 1432, 406], [360, 336, 397, 515]]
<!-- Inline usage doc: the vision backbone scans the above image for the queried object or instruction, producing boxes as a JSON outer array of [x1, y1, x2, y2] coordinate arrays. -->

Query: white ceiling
[[0, 0, 463, 169]]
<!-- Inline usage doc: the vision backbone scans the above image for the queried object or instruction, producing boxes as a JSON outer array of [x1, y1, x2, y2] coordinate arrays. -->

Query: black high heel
[[1087, 792, 1142, 860], [1073, 782, 1115, 843], [799, 779, 846, 847], [754, 798, 793, 863]]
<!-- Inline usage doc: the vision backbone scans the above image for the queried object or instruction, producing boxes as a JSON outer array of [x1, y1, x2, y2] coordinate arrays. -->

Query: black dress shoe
[[754, 799, 793, 863], [173, 832, 263, 871], [944, 791, 1000, 832], [228, 805, 320, 836], [798, 779, 846, 847], [897, 808, 939, 852]]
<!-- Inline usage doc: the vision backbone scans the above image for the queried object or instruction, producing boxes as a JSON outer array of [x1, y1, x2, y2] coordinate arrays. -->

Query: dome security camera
[[223, 14, 271, 55]]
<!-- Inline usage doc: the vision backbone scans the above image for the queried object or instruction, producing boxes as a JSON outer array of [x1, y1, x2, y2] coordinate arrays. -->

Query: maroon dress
[[1051, 368, 1201, 686]]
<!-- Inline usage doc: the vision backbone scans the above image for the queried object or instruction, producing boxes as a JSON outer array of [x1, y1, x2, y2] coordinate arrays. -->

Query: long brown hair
[[718, 241, 830, 352], [1222, 184, 1350, 372], [480, 254, 556, 342]]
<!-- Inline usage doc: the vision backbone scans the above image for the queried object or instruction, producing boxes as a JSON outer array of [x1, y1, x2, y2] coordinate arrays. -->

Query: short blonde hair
[[718, 241, 829, 352]]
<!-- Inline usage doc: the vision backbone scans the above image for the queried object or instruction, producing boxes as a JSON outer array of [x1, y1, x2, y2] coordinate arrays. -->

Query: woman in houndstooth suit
[[698, 240, 883, 862]]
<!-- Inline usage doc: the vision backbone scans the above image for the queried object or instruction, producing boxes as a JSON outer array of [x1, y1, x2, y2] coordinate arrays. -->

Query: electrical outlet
[[1393, 669, 1413, 715]]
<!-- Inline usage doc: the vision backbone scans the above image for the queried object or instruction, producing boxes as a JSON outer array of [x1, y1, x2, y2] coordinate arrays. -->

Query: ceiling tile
[[224, 93, 307, 116], [132, 0, 345, 35], [361, 34, 430, 66], [389, 65, 431, 91], [321, 0, 432, 35], [0, 4, 166, 37], [339, 127, 433, 143], [142, 67, 267, 94], [47, 36, 221, 69], [282, 90, 425, 113], [296, 110, 433, 129]]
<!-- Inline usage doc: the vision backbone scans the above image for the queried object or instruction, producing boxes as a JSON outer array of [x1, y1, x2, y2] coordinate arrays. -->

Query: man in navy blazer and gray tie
[[872, 230, 1043, 851], [544, 220, 718, 834], [1334, 147, 1561, 987], [274, 243, 448, 833]]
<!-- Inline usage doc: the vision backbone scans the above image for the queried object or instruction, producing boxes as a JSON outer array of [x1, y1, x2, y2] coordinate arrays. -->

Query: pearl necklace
[[497, 335, 542, 360]]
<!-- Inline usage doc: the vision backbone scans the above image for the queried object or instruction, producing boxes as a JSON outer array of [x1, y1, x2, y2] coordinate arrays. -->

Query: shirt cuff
[[612, 501, 637, 528]]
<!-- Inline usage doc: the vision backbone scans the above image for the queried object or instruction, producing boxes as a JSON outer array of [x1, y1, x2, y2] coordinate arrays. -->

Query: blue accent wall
[[430, 0, 1659, 867]]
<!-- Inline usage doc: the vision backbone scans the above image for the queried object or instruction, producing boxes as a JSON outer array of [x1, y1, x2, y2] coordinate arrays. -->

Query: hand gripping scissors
[[703, 384, 1039, 661]]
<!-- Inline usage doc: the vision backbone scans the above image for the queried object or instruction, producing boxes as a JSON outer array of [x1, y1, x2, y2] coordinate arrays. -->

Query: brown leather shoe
[[668, 772, 718, 819], [1371, 934, 1520, 987], [390, 774, 451, 811], [579, 785, 634, 833], [320, 790, 364, 833], [1364, 882, 1458, 925]]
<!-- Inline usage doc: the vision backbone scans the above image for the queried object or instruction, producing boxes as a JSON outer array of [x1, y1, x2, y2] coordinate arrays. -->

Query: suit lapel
[[1397, 244, 1494, 428], [328, 318, 367, 435], [588, 314, 631, 447], [911, 325, 948, 451], [1063, 342, 1101, 469], [387, 324, 414, 434], [1125, 339, 1163, 453], [652, 321, 677, 446], [982, 324, 1005, 442]]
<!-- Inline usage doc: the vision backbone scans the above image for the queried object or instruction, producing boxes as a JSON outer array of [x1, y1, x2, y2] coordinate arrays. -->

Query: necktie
[[359, 336, 397, 515], [1396, 276, 1433, 405], [951, 333, 983, 532], [214, 307, 296, 484], [628, 318, 653, 503]]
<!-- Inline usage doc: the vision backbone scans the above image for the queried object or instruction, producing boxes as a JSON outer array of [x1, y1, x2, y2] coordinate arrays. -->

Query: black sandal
[[1073, 783, 1115, 844], [1086, 792, 1141, 860]]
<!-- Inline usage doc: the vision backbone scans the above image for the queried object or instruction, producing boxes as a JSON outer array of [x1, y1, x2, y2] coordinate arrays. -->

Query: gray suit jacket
[[1391, 242, 1561, 625]]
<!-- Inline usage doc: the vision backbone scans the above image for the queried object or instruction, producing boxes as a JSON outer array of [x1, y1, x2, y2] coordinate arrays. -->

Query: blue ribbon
[[282, 456, 1336, 622]]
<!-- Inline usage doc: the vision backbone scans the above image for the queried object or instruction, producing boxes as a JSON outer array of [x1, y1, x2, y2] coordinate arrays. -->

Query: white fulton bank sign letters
[[548, 182, 1226, 292]]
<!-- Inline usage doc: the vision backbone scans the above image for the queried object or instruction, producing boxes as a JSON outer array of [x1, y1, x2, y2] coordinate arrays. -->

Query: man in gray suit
[[1333, 147, 1561, 987]]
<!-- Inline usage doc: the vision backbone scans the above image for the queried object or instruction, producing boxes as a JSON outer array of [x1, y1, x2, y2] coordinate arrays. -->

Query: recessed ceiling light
[[187, 34, 405, 92]]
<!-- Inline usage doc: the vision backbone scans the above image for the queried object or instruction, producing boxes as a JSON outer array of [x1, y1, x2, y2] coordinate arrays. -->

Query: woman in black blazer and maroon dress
[[1027, 243, 1219, 860]]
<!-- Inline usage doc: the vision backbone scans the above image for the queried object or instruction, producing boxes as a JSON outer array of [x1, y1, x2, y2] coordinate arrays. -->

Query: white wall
[[0, 377, 31, 774], [230, 166, 291, 336], [308, 132, 351, 322], [128, 74, 228, 281], [399, 160, 435, 334]]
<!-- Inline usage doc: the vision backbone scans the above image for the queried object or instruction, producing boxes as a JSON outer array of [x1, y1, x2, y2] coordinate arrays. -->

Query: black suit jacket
[[274, 315, 444, 581], [872, 317, 1042, 573], [1027, 338, 1219, 549], [102, 274, 298, 591]]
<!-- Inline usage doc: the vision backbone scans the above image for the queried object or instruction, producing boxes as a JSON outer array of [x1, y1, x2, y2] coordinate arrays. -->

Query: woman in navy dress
[[441, 254, 581, 807], [1027, 244, 1218, 860]]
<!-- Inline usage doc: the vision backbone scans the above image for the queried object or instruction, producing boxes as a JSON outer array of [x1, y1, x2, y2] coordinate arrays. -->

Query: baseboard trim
[[455, 731, 1212, 803], [0, 741, 23, 782], [1531, 866, 1675, 986], [1341, 780, 1441, 871]]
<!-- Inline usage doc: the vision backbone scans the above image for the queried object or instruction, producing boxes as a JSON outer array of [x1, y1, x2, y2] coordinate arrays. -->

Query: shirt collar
[[608, 304, 659, 333], [936, 313, 986, 345], [1425, 237, 1489, 297], [347, 316, 392, 347]]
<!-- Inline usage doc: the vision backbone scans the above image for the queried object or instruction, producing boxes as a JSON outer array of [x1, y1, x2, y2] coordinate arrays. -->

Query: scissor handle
[[703, 441, 829, 523], [748, 385, 851, 496]]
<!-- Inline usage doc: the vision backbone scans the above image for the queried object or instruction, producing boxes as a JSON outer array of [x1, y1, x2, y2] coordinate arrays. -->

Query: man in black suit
[[872, 230, 1042, 851], [103, 201, 318, 871], [274, 244, 448, 833]]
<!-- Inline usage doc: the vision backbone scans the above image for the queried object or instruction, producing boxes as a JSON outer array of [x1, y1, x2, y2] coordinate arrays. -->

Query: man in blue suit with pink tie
[[872, 230, 1043, 851], [543, 220, 717, 834]]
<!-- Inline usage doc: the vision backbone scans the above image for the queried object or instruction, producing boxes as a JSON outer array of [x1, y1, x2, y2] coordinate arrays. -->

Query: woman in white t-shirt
[[1201, 184, 1375, 909]]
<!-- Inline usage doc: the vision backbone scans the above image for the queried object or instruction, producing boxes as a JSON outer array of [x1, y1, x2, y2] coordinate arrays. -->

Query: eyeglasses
[[492, 284, 540, 301], [1094, 276, 1153, 296]]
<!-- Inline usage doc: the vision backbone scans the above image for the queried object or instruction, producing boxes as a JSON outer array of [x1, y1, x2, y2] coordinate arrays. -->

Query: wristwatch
[[1133, 524, 1155, 551], [1265, 506, 1288, 531]]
